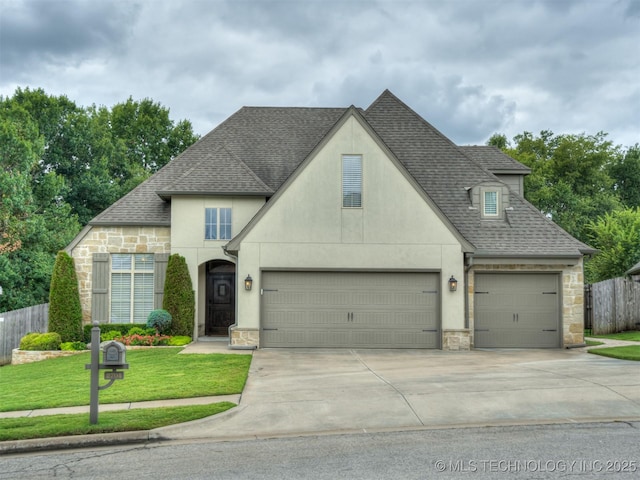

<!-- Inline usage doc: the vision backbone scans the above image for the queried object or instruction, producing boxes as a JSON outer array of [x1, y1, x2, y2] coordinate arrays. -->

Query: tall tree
[[608, 144, 640, 209], [585, 208, 640, 283], [0, 87, 198, 312], [502, 130, 622, 242]]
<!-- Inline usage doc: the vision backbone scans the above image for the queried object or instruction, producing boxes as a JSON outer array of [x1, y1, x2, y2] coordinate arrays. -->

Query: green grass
[[0, 348, 251, 412], [0, 403, 235, 441], [585, 340, 605, 346], [587, 331, 640, 342], [588, 345, 640, 361]]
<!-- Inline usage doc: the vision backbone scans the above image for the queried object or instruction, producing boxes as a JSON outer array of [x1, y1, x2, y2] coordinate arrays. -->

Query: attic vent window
[[482, 190, 499, 217], [342, 155, 362, 208]]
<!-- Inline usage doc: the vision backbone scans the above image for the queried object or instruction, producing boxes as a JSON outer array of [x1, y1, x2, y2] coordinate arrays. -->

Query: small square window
[[205, 208, 232, 240]]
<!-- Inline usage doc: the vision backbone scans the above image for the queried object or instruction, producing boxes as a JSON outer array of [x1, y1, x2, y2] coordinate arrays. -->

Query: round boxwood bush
[[168, 335, 192, 346], [20, 332, 62, 351], [146, 309, 172, 333]]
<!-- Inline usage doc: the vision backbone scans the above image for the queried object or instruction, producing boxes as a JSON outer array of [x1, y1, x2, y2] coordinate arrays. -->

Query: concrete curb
[[3, 416, 640, 455], [0, 430, 151, 455]]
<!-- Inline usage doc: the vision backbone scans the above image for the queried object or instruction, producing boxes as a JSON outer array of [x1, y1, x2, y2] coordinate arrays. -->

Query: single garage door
[[261, 271, 440, 348], [474, 273, 561, 348]]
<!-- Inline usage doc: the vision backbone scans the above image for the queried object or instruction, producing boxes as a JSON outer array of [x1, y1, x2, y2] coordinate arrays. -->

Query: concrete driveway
[[154, 347, 640, 441]]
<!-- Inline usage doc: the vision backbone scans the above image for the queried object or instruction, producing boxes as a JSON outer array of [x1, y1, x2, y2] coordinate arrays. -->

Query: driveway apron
[[153, 348, 640, 441]]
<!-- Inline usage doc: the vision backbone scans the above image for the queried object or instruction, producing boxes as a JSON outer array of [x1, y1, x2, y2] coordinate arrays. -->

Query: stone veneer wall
[[230, 327, 260, 347], [12, 349, 87, 365], [467, 261, 585, 347], [69, 226, 171, 323]]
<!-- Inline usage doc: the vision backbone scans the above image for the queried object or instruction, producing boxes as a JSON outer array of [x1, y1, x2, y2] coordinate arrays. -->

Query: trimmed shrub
[[100, 330, 122, 342], [146, 309, 172, 333], [83, 324, 146, 343], [48, 251, 83, 342], [168, 335, 192, 346], [127, 326, 151, 336], [163, 254, 195, 337], [61, 341, 88, 351], [20, 332, 62, 351]]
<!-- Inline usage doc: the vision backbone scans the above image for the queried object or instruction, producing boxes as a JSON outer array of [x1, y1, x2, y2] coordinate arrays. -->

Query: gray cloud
[[0, 0, 637, 147]]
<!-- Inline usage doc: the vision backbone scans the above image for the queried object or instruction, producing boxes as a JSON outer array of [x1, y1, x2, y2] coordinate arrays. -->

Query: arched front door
[[205, 260, 235, 336]]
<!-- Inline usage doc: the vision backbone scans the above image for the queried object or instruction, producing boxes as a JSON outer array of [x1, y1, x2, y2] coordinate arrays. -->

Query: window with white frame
[[342, 155, 362, 208], [110, 253, 154, 323], [482, 189, 499, 217], [205, 208, 232, 240]]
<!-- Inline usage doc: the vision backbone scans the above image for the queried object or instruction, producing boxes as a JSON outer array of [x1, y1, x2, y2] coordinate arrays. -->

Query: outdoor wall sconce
[[448, 275, 458, 292], [244, 275, 253, 291]]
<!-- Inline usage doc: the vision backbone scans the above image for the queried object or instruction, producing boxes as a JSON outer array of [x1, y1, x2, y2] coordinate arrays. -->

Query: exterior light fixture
[[448, 276, 458, 292], [244, 275, 253, 291]]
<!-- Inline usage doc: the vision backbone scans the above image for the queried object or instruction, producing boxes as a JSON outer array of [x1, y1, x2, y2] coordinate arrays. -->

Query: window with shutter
[[342, 155, 362, 208], [110, 253, 155, 323]]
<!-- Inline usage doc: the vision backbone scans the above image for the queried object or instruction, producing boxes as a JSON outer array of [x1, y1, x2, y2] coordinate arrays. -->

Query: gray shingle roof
[[91, 90, 593, 257], [459, 145, 531, 175]]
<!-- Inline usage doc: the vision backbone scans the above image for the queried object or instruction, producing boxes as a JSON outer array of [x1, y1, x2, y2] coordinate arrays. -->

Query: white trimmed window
[[110, 253, 154, 323], [482, 189, 499, 217], [205, 208, 232, 240], [342, 155, 362, 208]]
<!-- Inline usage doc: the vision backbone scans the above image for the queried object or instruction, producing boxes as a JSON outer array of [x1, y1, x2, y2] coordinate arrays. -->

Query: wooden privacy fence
[[0, 303, 49, 366], [588, 278, 640, 335]]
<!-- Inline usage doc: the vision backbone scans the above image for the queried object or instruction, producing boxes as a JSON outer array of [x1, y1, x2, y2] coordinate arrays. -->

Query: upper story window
[[342, 155, 362, 208], [482, 189, 499, 217], [205, 208, 232, 240], [111, 253, 154, 323]]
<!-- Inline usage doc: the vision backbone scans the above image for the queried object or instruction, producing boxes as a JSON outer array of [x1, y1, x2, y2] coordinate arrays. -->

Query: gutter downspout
[[222, 246, 257, 351], [464, 253, 474, 330]]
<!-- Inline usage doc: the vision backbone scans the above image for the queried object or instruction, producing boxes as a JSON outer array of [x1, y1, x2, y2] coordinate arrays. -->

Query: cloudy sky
[[1, 0, 638, 147]]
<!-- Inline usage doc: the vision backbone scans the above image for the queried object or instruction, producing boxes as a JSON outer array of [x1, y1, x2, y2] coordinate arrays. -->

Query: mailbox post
[[85, 322, 129, 424]]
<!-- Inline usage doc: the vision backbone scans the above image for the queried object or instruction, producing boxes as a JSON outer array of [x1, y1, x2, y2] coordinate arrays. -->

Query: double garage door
[[474, 273, 561, 348], [261, 271, 440, 348]]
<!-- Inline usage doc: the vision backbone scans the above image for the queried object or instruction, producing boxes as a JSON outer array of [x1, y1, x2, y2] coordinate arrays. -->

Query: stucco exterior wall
[[467, 260, 585, 347], [68, 226, 171, 323], [170, 196, 265, 337], [234, 115, 466, 344]]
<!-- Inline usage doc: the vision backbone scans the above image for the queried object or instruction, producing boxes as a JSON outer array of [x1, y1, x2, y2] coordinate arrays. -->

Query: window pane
[[135, 254, 154, 270], [484, 191, 498, 216], [205, 208, 217, 240], [220, 208, 232, 240], [343, 155, 362, 208], [133, 273, 154, 323], [111, 273, 131, 323], [112, 254, 131, 271]]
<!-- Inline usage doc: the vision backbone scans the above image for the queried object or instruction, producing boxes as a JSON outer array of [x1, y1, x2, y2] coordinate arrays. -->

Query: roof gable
[[90, 89, 593, 258]]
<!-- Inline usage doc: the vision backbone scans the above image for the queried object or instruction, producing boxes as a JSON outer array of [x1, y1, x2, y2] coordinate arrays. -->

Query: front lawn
[[0, 348, 251, 412], [588, 346, 640, 361], [0, 403, 235, 442], [587, 331, 640, 342]]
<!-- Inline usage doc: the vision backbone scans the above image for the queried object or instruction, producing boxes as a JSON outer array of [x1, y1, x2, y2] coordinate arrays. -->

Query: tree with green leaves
[[48, 251, 83, 342], [163, 254, 195, 337], [585, 208, 640, 283], [0, 87, 198, 313], [496, 130, 623, 243], [608, 144, 640, 209]]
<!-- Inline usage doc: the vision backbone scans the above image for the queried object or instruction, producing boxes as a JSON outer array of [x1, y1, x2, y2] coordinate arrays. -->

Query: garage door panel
[[474, 273, 560, 348], [262, 271, 440, 348]]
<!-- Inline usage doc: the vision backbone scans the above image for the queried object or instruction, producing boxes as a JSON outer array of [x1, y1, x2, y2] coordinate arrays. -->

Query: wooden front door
[[206, 264, 235, 336]]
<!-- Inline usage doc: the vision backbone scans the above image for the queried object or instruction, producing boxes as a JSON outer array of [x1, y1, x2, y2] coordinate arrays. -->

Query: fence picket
[[0, 304, 49, 365]]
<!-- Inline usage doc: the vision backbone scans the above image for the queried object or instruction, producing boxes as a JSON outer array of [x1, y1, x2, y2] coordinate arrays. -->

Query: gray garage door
[[261, 271, 440, 348], [474, 273, 561, 348]]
